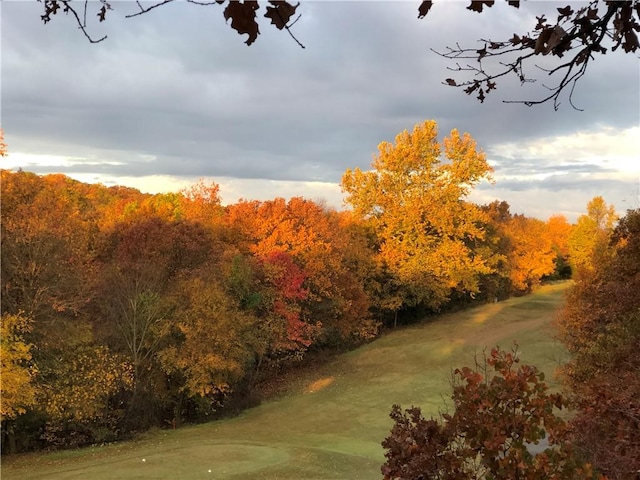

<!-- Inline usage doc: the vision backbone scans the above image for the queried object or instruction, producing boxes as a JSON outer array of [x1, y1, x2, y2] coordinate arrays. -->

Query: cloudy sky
[[2, 0, 639, 221]]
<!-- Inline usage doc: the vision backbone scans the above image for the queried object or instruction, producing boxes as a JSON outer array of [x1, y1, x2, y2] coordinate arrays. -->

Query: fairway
[[2, 283, 569, 480]]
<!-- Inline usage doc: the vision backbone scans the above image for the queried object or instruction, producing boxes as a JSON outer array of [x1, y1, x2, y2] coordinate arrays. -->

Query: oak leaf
[[418, 1, 433, 19], [224, 0, 260, 46], [264, 0, 299, 30], [467, 1, 495, 13]]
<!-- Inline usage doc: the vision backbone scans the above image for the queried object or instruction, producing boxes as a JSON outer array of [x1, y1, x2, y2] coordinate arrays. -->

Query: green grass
[[2, 282, 570, 480]]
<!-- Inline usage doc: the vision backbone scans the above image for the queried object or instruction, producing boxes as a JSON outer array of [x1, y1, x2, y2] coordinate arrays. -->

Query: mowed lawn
[[2, 282, 570, 480]]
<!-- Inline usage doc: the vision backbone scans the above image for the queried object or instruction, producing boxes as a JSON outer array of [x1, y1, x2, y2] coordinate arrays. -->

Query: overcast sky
[[2, 1, 639, 221]]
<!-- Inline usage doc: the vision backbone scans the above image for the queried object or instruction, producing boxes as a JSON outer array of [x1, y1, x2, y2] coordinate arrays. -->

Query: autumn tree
[[567, 196, 617, 275], [38, 346, 133, 448], [480, 201, 561, 294], [158, 273, 259, 424], [0, 171, 139, 449], [1, 171, 92, 320], [558, 209, 640, 478], [38, 1, 639, 108], [0, 128, 7, 156], [226, 197, 376, 347], [546, 214, 573, 279], [179, 179, 224, 227], [502, 214, 557, 291], [92, 216, 213, 425], [0, 313, 37, 422], [382, 346, 596, 480], [0, 313, 38, 453], [342, 120, 494, 312]]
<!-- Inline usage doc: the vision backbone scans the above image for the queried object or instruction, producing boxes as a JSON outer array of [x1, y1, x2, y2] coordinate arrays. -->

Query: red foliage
[[382, 346, 596, 480]]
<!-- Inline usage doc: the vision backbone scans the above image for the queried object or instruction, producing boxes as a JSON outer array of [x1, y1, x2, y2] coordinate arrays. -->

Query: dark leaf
[[509, 33, 521, 45], [224, 0, 260, 46], [477, 45, 487, 60], [445, 78, 457, 86], [467, 1, 494, 13], [557, 5, 573, 19], [464, 83, 479, 94], [535, 15, 547, 30], [623, 30, 639, 52], [534, 27, 553, 54], [418, 0, 433, 19], [507, 0, 519, 7], [97, 5, 107, 22], [264, 1, 299, 30]]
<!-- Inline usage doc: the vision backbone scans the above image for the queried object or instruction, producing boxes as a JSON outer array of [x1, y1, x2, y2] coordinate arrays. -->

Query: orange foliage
[[546, 214, 572, 258], [342, 120, 494, 309], [0, 128, 7, 156]]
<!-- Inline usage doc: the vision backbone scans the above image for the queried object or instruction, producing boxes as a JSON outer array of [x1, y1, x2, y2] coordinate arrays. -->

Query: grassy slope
[[2, 282, 570, 480]]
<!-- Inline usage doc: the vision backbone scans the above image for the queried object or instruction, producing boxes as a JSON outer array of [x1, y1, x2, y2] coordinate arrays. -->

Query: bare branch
[[284, 14, 305, 49], [125, 0, 176, 19], [61, 0, 107, 43], [186, 0, 222, 4]]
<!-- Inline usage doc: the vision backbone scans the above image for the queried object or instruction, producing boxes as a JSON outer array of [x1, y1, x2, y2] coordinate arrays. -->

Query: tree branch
[[125, 0, 176, 19]]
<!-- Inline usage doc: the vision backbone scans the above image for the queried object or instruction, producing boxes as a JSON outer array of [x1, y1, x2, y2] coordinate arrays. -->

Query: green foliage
[[382, 346, 595, 480]]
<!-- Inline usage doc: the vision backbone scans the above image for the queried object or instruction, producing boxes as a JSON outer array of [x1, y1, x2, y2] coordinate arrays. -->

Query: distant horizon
[[4, 165, 635, 224]]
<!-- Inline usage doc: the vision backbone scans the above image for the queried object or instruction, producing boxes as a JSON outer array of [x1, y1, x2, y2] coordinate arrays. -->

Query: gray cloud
[[2, 1, 639, 215]]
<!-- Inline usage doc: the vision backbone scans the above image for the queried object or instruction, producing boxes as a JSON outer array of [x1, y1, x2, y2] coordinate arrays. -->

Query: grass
[[2, 282, 570, 479]]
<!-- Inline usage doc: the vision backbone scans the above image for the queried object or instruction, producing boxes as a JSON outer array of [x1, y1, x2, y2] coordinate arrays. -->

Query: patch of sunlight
[[436, 338, 465, 357], [305, 376, 335, 394], [469, 302, 506, 324]]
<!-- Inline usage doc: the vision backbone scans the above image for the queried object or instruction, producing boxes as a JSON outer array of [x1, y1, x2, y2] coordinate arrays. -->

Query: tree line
[[0, 121, 610, 453], [381, 194, 639, 478]]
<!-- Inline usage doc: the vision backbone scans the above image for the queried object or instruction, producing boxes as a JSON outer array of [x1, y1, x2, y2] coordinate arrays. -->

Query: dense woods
[[0, 122, 629, 472]]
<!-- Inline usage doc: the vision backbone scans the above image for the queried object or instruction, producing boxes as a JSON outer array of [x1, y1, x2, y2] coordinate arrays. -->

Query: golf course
[[2, 282, 570, 480]]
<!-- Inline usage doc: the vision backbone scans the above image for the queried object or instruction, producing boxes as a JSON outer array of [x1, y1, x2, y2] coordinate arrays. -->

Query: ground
[[2, 282, 569, 479]]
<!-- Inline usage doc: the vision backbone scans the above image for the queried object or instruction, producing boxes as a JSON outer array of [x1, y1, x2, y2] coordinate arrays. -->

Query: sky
[[1, 0, 639, 222]]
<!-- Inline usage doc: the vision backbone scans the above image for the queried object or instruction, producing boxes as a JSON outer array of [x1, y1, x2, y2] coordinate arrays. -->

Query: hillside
[[2, 282, 569, 480]]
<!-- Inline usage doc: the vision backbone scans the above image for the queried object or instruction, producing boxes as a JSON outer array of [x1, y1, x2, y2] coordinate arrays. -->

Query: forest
[[1, 122, 638, 478]]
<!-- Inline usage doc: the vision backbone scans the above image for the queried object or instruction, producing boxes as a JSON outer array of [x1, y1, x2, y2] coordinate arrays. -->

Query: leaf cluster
[[39, 0, 304, 47], [382, 346, 597, 480], [422, 0, 640, 109]]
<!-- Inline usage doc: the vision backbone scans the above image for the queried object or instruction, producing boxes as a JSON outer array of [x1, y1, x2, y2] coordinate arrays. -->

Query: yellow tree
[[0, 313, 37, 454], [341, 120, 494, 310], [546, 214, 573, 278], [502, 214, 556, 291], [0, 313, 37, 422], [157, 274, 258, 424], [568, 196, 617, 274]]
